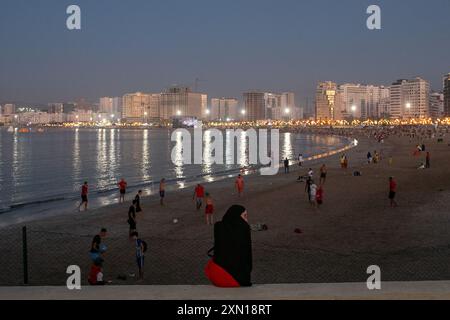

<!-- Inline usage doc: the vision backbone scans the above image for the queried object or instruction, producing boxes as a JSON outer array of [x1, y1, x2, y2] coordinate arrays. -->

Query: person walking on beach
[[316, 184, 324, 208], [118, 178, 127, 203], [308, 168, 314, 179], [134, 190, 143, 214], [128, 200, 137, 237], [367, 152, 372, 164], [426, 151, 431, 169], [344, 154, 348, 169], [235, 174, 244, 197], [373, 151, 379, 164], [131, 231, 145, 281], [193, 184, 205, 210], [298, 154, 304, 167], [340, 155, 346, 169], [284, 158, 289, 174], [159, 178, 165, 206], [205, 205, 252, 287], [305, 176, 312, 200], [78, 181, 89, 212], [309, 181, 317, 208], [319, 164, 327, 185], [389, 177, 398, 208], [205, 192, 214, 225]]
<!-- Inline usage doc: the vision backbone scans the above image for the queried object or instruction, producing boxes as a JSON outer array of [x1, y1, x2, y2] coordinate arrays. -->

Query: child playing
[[316, 185, 324, 208], [88, 260, 105, 285], [205, 192, 214, 225]]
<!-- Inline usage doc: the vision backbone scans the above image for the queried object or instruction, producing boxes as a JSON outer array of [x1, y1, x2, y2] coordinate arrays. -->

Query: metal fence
[[1, 225, 449, 286]]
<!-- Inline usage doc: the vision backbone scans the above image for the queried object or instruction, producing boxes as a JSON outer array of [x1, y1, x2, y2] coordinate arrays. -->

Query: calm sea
[[0, 127, 348, 226]]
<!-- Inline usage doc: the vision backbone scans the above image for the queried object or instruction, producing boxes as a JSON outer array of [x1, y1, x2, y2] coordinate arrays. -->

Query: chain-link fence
[[1, 225, 449, 286]]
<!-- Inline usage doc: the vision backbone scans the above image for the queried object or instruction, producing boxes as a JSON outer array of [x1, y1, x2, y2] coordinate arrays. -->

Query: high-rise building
[[377, 86, 390, 119], [63, 103, 76, 114], [122, 92, 160, 122], [159, 86, 207, 120], [389, 78, 430, 119], [430, 92, 444, 119], [272, 92, 300, 120], [75, 98, 93, 112], [99, 97, 122, 116], [210, 98, 239, 121], [315, 82, 339, 121], [243, 92, 269, 121], [99, 97, 114, 114], [338, 84, 389, 120], [338, 84, 366, 119], [444, 73, 450, 117], [48, 103, 64, 114], [1, 103, 16, 115]]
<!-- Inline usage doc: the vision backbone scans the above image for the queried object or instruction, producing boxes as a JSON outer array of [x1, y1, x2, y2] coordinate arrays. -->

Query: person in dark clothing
[[426, 152, 431, 168], [284, 158, 289, 173], [205, 205, 252, 287], [90, 228, 107, 263], [134, 190, 143, 213], [128, 200, 137, 236]]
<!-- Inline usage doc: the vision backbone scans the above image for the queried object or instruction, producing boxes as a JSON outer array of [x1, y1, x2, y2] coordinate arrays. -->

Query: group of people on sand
[[83, 178, 147, 285], [302, 166, 326, 209], [367, 151, 381, 164], [413, 144, 431, 170], [193, 183, 215, 225]]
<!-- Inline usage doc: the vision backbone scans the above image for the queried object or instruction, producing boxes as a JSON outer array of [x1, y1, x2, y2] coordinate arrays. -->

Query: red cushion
[[205, 259, 240, 288]]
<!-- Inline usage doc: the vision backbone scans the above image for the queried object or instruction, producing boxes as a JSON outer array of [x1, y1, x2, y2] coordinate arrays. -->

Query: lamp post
[[284, 108, 291, 121], [241, 109, 246, 121], [405, 102, 411, 120], [351, 105, 357, 121], [143, 111, 148, 124]]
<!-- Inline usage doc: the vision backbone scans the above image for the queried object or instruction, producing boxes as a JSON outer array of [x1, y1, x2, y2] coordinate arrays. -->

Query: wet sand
[[1, 131, 450, 286]]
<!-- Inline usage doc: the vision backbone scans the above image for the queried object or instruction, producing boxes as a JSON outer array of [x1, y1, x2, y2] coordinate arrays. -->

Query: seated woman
[[205, 205, 252, 287]]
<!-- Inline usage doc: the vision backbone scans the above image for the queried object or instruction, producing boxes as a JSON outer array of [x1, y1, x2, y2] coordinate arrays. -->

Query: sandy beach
[[1, 128, 450, 286]]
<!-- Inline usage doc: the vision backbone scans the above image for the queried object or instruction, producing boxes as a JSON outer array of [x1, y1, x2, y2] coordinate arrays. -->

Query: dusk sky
[[1, 0, 449, 105]]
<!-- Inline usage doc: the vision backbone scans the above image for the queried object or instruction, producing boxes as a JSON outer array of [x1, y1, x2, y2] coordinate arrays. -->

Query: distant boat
[[37, 128, 45, 133], [7, 126, 14, 133], [18, 128, 31, 133]]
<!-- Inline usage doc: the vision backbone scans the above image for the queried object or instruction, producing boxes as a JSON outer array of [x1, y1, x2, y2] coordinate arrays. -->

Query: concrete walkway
[[1, 281, 449, 300]]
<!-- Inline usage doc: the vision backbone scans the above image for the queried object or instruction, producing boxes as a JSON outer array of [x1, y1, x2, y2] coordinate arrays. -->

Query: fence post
[[22, 226, 28, 285]]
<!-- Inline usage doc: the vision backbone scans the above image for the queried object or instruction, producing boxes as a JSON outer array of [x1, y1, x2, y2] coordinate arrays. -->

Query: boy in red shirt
[[205, 192, 214, 225], [389, 177, 398, 208], [316, 185, 324, 208], [118, 178, 127, 203], [235, 174, 244, 197], [78, 181, 89, 212], [193, 184, 205, 210]]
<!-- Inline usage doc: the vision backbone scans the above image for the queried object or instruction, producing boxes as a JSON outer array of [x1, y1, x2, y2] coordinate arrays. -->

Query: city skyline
[[1, 0, 450, 105]]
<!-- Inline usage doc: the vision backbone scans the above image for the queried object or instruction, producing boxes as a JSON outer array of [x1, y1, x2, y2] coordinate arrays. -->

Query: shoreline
[[0, 132, 354, 228]]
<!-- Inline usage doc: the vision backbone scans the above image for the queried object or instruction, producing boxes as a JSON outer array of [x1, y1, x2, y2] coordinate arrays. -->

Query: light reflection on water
[[0, 128, 347, 213]]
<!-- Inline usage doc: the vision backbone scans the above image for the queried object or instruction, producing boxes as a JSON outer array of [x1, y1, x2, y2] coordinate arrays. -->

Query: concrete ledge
[[1, 281, 450, 300]]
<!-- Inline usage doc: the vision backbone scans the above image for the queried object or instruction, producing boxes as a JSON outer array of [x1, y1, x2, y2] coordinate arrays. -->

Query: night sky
[[1, 0, 449, 106]]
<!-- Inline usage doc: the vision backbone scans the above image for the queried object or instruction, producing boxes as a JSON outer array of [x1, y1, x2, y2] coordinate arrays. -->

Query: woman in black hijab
[[205, 205, 252, 287]]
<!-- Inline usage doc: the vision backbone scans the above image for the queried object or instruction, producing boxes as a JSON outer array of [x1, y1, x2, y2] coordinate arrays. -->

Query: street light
[[176, 110, 181, 116], [284, 108, 290, 114], [406, 103, 411, 109], [241, 109, 246, 115], [205, 109, 210, 115], [351, 105, 357, 112]]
